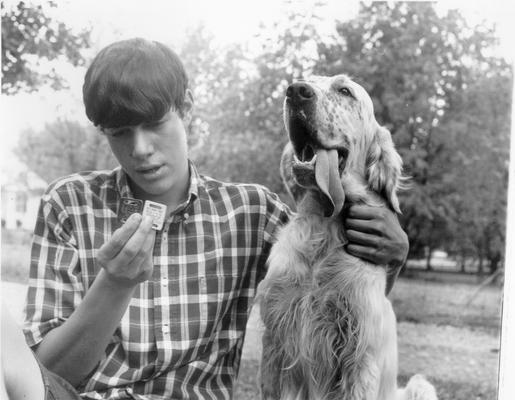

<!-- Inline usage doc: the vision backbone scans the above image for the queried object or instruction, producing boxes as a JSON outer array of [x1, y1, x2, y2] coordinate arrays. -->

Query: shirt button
[[161, 278, 168, 286], [162, 324, 170, 334], [184, 213, 189, 219]]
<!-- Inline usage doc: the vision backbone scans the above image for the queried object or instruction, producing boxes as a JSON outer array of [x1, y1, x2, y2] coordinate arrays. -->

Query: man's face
[[103, 103, 192, 205]]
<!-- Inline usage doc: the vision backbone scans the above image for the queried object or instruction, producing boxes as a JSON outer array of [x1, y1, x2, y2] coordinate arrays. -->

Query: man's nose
[[131, 127, 154, 159]]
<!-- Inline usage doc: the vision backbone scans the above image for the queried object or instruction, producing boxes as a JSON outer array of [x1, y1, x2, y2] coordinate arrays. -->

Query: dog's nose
[[286, 82, 315, 104]]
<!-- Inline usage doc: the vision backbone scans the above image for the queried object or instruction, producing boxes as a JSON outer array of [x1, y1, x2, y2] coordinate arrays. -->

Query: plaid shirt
[[24, 162, 290, 399]]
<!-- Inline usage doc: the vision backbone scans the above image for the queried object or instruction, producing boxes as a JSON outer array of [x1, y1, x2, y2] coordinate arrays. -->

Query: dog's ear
[[365, 125, 403, 213], [280, 143, 306, 204]]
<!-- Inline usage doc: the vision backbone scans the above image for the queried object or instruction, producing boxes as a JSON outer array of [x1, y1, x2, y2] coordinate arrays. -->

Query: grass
[[390, 279, 502, 333]]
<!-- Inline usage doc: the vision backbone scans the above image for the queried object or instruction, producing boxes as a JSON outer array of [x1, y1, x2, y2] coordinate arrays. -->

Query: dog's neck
[[297, 190, 335, 217]]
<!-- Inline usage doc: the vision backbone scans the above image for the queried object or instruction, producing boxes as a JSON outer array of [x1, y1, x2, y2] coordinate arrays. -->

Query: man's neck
[[130, 171, 191, 214]]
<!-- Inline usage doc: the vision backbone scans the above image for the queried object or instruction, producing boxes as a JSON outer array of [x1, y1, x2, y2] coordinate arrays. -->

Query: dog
[[258, 75, 437, 400]]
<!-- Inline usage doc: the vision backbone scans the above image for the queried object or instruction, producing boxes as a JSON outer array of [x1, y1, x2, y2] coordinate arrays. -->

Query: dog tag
[[119, 197, 144, 224], [142, 200, 167, 231]]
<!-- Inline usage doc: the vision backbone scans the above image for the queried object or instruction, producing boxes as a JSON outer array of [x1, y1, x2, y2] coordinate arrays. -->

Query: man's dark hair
[[83, 38, 189, 129]]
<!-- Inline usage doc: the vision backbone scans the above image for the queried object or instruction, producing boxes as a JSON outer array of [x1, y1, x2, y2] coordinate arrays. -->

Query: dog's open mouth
[[291, 143, 347, 218], [293, 143, 348, 174], [287, 112, 348, 173]]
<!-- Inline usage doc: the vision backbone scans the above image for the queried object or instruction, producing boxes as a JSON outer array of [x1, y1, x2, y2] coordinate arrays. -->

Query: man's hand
[[343, 204, 409, 294], [97, 213, 156, 287]]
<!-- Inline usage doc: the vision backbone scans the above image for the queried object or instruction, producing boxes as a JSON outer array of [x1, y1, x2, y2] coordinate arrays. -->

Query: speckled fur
[[259, 75, 437, 400]]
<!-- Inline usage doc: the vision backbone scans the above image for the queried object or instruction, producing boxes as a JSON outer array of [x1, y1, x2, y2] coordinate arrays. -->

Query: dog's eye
[[338, 87, 352, 97]]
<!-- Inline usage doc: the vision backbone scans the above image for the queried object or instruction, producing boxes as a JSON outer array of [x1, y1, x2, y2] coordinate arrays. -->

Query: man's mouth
[[136, 164, 164, 175]]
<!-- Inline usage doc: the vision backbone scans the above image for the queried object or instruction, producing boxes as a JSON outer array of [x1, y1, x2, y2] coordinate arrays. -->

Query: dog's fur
[[258, 75, 437, 400]]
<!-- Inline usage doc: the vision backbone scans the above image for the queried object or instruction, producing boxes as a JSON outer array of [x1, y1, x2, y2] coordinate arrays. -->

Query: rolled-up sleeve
[[23, 189, 83, 348]]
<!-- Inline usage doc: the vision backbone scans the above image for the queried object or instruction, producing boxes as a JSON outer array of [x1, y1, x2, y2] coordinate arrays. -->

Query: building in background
[[1, 153, 47, 230]]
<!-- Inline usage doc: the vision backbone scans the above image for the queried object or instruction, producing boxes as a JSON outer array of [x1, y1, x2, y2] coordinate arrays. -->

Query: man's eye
[[338, 87, 352, 97], [104, 128, 129, 137], [145, 121, 163, 129]]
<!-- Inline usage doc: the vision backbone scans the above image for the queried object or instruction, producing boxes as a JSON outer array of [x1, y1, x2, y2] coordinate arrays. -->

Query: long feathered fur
[[258, 75, 437, 400]]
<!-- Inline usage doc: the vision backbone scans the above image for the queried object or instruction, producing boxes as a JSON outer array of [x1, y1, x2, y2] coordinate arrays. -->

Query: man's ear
[[365, 124, 403, 213], [181, 89, 194, 126]]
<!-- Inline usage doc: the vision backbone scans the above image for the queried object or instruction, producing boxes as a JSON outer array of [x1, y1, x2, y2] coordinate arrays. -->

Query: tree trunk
[[478, 255, 484, 275], [426, 248, 432, 271], [489, 252, 501, 274], [460, 253, 466, 273]]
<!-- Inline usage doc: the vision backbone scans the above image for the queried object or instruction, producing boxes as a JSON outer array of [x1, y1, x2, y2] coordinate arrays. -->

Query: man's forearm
[[34, 269, 137, 387]]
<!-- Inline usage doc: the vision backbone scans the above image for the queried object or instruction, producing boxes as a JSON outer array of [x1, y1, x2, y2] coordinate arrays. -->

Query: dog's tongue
[[315, 149, 345, 218]]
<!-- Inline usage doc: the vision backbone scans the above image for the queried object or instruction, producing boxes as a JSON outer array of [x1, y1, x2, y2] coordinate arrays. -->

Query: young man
[[17, 38, 408, 399]]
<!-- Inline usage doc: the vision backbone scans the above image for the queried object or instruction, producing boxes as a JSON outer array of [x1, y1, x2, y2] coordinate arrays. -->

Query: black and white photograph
[[1, 1, 513, 399]]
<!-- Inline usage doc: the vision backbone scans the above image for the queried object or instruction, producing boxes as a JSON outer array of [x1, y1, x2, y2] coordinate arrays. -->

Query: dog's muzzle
[[285, 81, 346, 218]]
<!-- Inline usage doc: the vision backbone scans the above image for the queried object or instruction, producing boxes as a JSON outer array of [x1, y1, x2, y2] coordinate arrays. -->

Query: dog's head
[[281, 74, 402, 215]]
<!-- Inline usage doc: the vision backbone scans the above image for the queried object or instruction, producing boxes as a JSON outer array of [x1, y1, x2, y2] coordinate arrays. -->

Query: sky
[[1, 0, 514, 159]]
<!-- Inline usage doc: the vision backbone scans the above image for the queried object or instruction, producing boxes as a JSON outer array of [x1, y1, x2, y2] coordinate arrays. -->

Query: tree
[[438, 62, 512, 272], [1, 0, 90, 94], [15, 119, 117, 182], [315, 2, 510, 268], [181, 8, 330, 199]]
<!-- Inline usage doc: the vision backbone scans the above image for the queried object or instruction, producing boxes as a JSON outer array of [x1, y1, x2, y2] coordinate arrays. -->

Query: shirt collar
[[115, 160, 200, 207]]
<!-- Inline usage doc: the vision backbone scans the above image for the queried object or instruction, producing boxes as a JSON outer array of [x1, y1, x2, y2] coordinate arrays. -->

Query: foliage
[[314, 2, 511, 268], [15, 119, 117, 183], [1, 0, 90, 94], [181, 26, 286, 195], [182, 8, 332, 198], [439, 64, 511, 272]]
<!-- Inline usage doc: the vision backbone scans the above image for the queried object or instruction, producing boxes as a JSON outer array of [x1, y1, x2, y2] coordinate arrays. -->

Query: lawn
[[1, 229, 503, 399]]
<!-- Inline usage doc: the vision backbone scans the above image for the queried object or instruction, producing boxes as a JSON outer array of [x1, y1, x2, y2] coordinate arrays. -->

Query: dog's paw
[[397, 374, 437, 400]]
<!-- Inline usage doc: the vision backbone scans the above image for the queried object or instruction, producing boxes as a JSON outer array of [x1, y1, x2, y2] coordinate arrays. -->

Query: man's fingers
[[345, 229, 378, 246], [99, 213, 142, 260], [118, 215, 155, 264], [346, 204, 379, 219], [344, 218, 384, 235], [130, 223, 156, 268]]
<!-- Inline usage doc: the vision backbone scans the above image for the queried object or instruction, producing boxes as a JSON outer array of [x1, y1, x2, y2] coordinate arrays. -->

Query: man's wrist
[[96, 268, 141, 292], [385, 258, 404, 295]]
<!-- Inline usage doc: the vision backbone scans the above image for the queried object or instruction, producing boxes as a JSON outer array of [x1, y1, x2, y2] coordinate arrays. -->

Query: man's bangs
[[84, 39, 188, 129], [100, 64, 177, 129]]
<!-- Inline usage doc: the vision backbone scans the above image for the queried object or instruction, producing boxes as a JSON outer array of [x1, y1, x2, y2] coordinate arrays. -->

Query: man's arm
[[33, 213, 156, 387], [342, 204, 409, 295]]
